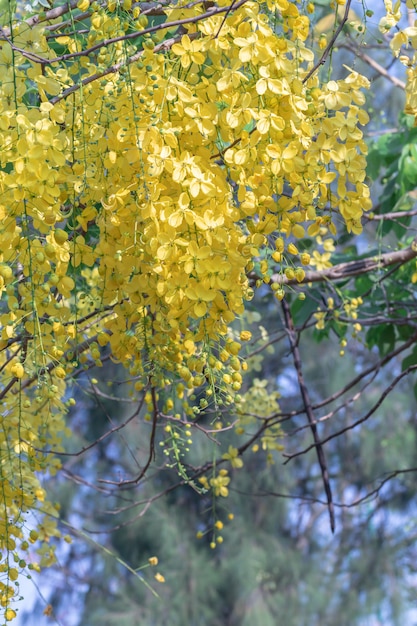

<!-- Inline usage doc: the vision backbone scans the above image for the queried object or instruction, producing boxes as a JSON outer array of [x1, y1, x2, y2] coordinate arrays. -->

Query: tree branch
[[273, 237, 417, 287], [303, 0, 352, 84], [281, 299, 335, 533], [283, 365, 417, 461]]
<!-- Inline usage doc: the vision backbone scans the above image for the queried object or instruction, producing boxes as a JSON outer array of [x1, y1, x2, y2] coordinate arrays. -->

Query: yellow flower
[[10, 363, 24, 379], [222, 445, 243, 468], [154, 573, 165, 583], [310, 251, 332, 271], [171, 35, 206, 68], [54, 367, 66, 379], [210, 470, 230, 497], [4, 609, 16, 621], [300, 252, 311, 266], [314, 311, 326, 330]]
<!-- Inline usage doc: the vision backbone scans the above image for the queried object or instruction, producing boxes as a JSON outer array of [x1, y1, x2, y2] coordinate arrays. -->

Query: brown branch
[[303, 0, 352, 84], [99, 385, 159, 487], [0, 377, 19, 403], [281, 299, 335, 533], [213, 0, 237, 38], [24, 392, 146, 458], [336, 467, 417, 507], [366, 207, 417, 221], [7, 0, 248, 67], [273, 237, 417, 287], [284, 364, 417, 462], [285, 371, 379, 437], [50, 33, 190, 104], [0, 0, 174, 37], [339, 42, 406, 89], [44, 0, 175, 33], [18, 333, 106, 391], [0, 0, 80, 36], [313, 331, 417, 411], [236, 466, 417, 508]]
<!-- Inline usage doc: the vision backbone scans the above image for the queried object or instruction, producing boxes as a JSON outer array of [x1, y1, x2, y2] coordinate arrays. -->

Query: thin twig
[[303, 0, 352, 84], [281, 299, 335, 533], [339, 42, 406, 89], [283, 365, 417, 462], [272, 237, 417, 287], [99, 385, 158, 486], [25, 392, 146, 458]]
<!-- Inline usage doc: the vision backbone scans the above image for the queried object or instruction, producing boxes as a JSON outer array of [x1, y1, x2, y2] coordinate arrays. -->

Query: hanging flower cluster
[[0, 0, 374, 613]]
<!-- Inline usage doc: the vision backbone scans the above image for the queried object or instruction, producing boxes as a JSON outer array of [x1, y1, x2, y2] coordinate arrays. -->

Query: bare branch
[[273, 237, 417, 287], [303, 0, 352, 84], [281, 299, 335, 533], [284, 365, 417, 461], [339, 42, 406, 89]]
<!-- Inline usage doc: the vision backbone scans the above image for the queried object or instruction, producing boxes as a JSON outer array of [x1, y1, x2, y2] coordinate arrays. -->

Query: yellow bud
[[11, 363, 24, 379], [55, 366, 66, 379], [5, 609, 16, 621], [227, 341, 241, 356], [154, 573, 165, 583], [9, 569, 18, 581], [292, 224, 305, 239], [260, 259, 268, 275], [54, 229, 68, 245], [275, 237, 285, 252], [0, 265, 12, 279], [300, 252, 310, 266], [295, 268, 305, 283]]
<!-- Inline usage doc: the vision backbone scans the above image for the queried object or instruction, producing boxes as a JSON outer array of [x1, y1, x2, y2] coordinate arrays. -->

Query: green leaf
[[376, 132, 404, 160], [290, 294, 317, 324], [401, 154, 417, 186], [366, 324, 396, 356], [401, 346, 417, 372], [366, 148, 381, 181]]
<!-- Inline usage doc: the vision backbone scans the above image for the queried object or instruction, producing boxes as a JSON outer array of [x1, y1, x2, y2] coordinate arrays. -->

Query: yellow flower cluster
[[0, 0, 374, 611], [382, 0, 417, 120]]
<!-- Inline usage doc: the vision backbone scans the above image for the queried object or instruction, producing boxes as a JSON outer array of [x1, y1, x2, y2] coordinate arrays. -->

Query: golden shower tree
[[0, 0, 417, 618]]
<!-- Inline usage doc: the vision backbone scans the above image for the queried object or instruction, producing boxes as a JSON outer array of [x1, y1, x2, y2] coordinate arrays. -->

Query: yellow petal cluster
[[0, 0, 374, 611]]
